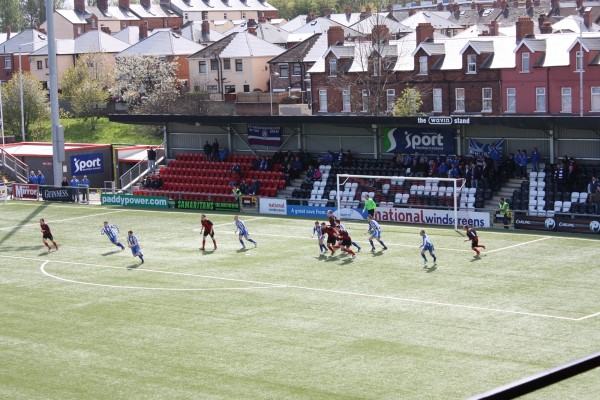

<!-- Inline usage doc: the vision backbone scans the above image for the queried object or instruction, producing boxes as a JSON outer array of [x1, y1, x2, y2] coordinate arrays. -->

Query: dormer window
[[372, 58, 381, 76], [521, 52, 530, 72], [467, 54, 476, 74], [329, 58, 337, 77], [419, 55, 428, 75]]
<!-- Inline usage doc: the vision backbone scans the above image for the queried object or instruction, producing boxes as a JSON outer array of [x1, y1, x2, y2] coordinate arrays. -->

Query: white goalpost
[[335, 174, 467, 231]]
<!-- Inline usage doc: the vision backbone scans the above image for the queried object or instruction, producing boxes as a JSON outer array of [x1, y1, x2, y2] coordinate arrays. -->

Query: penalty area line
[[576, 312, 600, 321], [484, 236, 551, 254], [0, 210, 127, 231]]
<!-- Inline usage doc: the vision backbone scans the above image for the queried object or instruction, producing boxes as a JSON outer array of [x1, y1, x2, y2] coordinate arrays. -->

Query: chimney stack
[[387, 4, 393, 12], [74, 0, 85, 13], [119, 0, 130, 9], [202, 19, 210, 35], [538, 14, 546, 28], [437, 3, 444, 11], [101, 26, 111, 34], [471, 2, 476, 10], [258, 15, 267, 23], [371, 25, 390, 44], [515, 17, 534, 42], [248, 18, 257, 27], [344, 7, 351, 17], [306, 12, 316, 23], [327, 25, 344, 47], [477, 3, 484, 13], [140, 0, 151, 8], [247, 26, 257, 36], [416, 22, 434, 45], [140, 23, 148, 39], [584, 10, 592, 28], [6, 26, 11, 39], [409, 9, 416, 17], [489, 20, 498, 36], [97, 0, 108, 11], [540, 22, 553, 34]]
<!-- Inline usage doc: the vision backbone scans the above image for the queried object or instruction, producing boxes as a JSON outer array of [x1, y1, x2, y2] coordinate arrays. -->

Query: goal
[[334, 174, 470, 231]]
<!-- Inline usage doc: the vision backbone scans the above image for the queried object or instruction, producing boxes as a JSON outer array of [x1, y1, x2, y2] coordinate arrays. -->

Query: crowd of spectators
[[140, 174, 163, 190]]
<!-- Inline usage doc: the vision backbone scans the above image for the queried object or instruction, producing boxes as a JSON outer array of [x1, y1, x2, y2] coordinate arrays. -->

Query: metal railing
[[119, 143, 165, 192], [0, 147, 28, 183]]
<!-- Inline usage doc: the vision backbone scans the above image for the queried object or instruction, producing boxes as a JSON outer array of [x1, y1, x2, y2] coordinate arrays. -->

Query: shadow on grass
[[371, 251, 384, 257], [469, 255, 482, 262], [127, 264, 140, 270], [0, 203, 49, 248], [424, 264, 437, 273], [102, 250, 122, 256], [236, 248, 250, 253], [340, 259, 354, 265]]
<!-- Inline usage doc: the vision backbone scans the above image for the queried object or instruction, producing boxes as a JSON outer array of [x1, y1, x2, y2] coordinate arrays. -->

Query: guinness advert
[[41, 186, 75, 202]]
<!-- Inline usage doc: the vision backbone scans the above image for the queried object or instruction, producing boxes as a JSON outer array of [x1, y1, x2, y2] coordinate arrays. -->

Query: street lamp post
[[1, 81, 5, 159], [18, 38, 46, 142], [269, 69, 279, 116]]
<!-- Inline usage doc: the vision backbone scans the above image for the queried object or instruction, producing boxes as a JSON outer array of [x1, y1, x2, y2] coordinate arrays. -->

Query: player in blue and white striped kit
[[127, 230, 144, 264], [312, 221, 327, 255], [234, 215, 257, 249], [100, 221, 125, 250], [419, 230, 437, 265], [367, 215, 387, 252]]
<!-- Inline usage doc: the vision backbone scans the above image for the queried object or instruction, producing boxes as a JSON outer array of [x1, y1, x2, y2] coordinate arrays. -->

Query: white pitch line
[[0, 210, 126, 231], [192, 217, 264, 232], [4, 254, 589, 322], [484, 236, 551, 254], [576, 312, 600, 321]]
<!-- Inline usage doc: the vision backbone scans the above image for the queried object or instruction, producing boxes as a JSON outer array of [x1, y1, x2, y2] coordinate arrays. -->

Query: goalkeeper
[[363, 193, 377, 217], [498, 197, 511, 229]]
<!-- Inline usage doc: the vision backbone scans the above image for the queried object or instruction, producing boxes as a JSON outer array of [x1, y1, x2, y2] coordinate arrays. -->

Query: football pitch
[[0, 202, 598, 399]]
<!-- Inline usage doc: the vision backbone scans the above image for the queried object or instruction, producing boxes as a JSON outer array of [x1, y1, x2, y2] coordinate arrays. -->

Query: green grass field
[[1, 202, 598, 399]]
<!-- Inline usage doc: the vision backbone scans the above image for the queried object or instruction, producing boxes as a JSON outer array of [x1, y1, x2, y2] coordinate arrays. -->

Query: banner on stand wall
[[260, 198, 287, 215], [13, 184, 38, 200]]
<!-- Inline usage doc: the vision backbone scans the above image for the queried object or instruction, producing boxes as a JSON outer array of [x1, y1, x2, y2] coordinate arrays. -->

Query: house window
[[292, 63, 301, 76], [362, 90, 369, 112], [372, 58, 381, 76], [329, 58, 337, 77], [235, 59, 242, 72], [467, 54, 476, 74], [279, 64, 289, 77], [184, 13, 189, 20], [342, 90, 351, 112], [319, 89, 328, 112], [37, 60, 43, 69], [521, 52, 530, 72], [561, 87, 572, 113], [207, 85, 218, 93], [386, 89, 396, 112], [243, 84, 250, 92], [455, 88, 465, 112], [576, 50, 584, 71], [433, 88, 442, 112], [536, 87, 546, 112], [77, 27, 82, 35], [224, 85, 235, 94], [45, 58, 48, 68], [482, 87, 492, 112], [4, 57, 12, 69], [91, 19, 96, 29], [419, 56, 428, 75], [223, 13, 227, 19], [591, 87, 600, 112], [223, 59, 230, 70], [210, 59, 218, 70], [506, 88, 516, 113], [165, 20, 169, 28], [199, 61, 207, 73]]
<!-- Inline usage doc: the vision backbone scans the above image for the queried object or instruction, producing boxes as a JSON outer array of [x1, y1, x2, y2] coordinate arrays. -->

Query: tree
[[1, 72, 49, 139], [0, 0, 24, 31], [392, 87, 424, 116], [61, 53, 114, 130], [111, 55, 181, 114]]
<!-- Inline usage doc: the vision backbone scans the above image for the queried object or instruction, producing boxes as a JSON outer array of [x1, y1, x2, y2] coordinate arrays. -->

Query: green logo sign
[[175, 200, 240, 211], [101, 194, 169, 208]]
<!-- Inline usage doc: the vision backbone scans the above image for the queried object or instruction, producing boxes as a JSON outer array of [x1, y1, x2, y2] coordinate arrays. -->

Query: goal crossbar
[[335, 174, 464, 231]]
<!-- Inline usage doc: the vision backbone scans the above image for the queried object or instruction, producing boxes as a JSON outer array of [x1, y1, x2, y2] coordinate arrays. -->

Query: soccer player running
[[234, 215, 257, 249], [200, 214, 217, 251], [312, 221, 327, 255], [39, 219, 59, 252], [321, 222, 338, 256], [367, 215, 388, 252], [463, 225, 485, 257], [419, 230, 437, 266], [336, 218, 361, 252], [100, 221, 125, 250], [337, 226, 357, 259], [127, 231, 144, 264]]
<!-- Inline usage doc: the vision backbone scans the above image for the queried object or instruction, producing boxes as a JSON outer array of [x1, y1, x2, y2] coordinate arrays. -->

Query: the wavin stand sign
[[71, 153, 104, 175], [383, 127, 455, 154]]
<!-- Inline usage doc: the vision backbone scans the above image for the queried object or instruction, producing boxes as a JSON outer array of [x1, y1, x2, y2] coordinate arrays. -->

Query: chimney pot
[[74, 0, 86, 13], [515, 17, 534, 42], [201, 19, 210, 35], [6, 26, 11, 39], [327, 25, 345, 47], [97, 0, 108, 11], [584, 10, 592, 28], [540, 21, 553, 34], [119, 0, 131, 9], [416, 22, 434, 45]]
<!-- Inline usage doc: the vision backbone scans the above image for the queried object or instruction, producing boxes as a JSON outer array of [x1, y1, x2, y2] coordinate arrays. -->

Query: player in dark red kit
[[463, 225, 485, 256], [321, 222, 338, 256], [337, 227, 356, 259], [327, 210, 337, 228], [40, 219, 59, 252], [200, 214, 217, 251]]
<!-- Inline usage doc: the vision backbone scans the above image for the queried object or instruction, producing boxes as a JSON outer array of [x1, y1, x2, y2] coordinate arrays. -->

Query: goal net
[[334, 174, 472, 231]]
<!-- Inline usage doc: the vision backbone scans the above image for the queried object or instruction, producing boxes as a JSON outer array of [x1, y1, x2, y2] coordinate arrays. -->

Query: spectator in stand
[[518, 150, 528, 179], [61, 176, 69, 187], [464, 162, 472, 188], [155, 175, 163, 190], [437, 159, 448, 178], [248, 179, 260, 196], [272, 150, 284, 165], [70, 175, 80, 203], [291, 156, 303, 176], [428, 159, 438, 177], [394, 152, 404, 167], [567, 160, 577, 192], [231, 163, 242, 177], [211, 138, 219, 161], [298, 148, 310, 168], [147, 147, 157, 173], [471, 162, 482, 189], [588, 186, 600, 205], [80, 175, 90, 203], [313, 166, 322, 181], [481, 160, 492, 188], [505, 153, 516, 179], [336, 149, 344, 166], [513, 151, 522, 179], [218, 146, 229, 162], [37, 170, 46, 185], [282, 163, 294, 183], [239, 180, 249, 195], [284, 150, 294, 165], [258, 157, 268, 171], [203, 140, 212, 160], [588, 175, 600, 194], [28, 170, 38, 184], [403, 153, 413, 170], [448, 163, 459, 179], [553, 162, 565, 192], [304, 165, 316, 183], [344, 150, 352, 166], [531, 147, 541, 173], [489, 145, 501, 170], [324, 150, 334, 164]]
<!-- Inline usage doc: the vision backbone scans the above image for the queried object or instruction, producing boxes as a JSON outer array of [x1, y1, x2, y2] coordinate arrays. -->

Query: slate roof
[[268, 33, 327, 64], [328, 12, 364, 27], [400, 11, 464, 30], [188, 32, 284, 59], [290, 17, 363, 39], [55, 9, 89, 25], [129, 4, 180, 19], [279, 15, 308, 32], [350, 14, 412, 36], [0, 29, 47, 53], [169, 0, 277, 13], [113, 26, 141, 45], [86, 6, 140, 22], [116, 30, 204, 57], [221, 22, 290, 44], [30, 30, 130, 55], [180, 21, 226, 44]]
